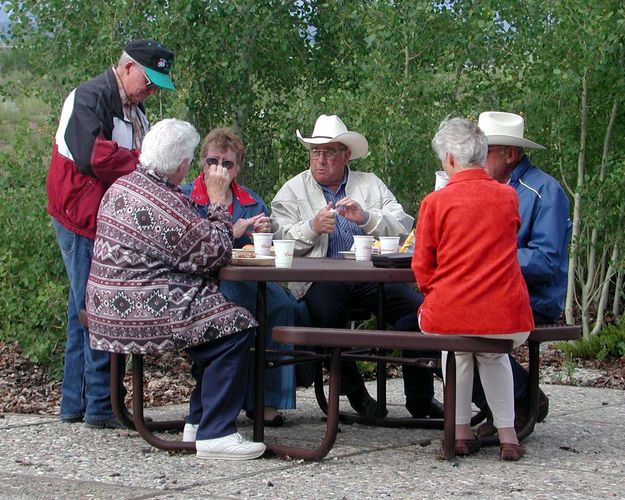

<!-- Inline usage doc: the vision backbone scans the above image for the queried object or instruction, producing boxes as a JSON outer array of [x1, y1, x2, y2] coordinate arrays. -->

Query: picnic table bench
[[100, 320, 580, 460], [267, 324, 581, 459]]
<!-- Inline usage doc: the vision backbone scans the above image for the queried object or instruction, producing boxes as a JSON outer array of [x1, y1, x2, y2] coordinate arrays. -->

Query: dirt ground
[[1, 340, 623, 416]]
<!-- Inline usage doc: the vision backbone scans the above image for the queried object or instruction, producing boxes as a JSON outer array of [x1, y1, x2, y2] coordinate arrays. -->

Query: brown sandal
[[500, 442, 525, 461], [455, 439, 481, 456]]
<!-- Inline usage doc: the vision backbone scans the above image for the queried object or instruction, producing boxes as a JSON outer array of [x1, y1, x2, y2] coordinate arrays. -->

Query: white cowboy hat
[[296, 114, 369, 159], [478, 111, 545, 150]]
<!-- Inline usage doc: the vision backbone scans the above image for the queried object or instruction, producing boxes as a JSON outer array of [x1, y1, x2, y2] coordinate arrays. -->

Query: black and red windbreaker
[[46, 68, 147, 239]]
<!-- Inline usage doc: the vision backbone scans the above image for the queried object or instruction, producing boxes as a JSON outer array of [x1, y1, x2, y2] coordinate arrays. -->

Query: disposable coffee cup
[[273, 239, 295, 268], [353, 235, 374, 261], [379, 236, 400, 254], [434, 170, 449, 191], [252, 232, 273, 256]]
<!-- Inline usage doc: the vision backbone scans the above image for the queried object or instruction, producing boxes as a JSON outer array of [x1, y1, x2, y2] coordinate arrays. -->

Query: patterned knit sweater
[[87, 166, 257, 354]]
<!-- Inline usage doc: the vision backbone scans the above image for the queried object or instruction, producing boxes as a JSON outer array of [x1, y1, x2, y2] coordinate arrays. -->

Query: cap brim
[[486, 135, 546, 150], [144, 66, 175, 91]]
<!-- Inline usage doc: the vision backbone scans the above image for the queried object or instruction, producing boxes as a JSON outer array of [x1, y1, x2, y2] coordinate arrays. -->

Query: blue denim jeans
[[52, 218, 114, 422]]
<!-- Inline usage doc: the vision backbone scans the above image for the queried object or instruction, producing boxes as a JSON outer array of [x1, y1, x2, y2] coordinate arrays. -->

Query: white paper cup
[[353, 235, 374, 261], [434, 170, 449, 191], [273, 239, 295, 268], [379, 236, 400, 254], [252, 232, 273, 256]]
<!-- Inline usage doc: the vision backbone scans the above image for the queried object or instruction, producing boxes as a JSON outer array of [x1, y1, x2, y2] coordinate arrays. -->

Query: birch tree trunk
[[566, 67, 588, 333], [613, 270, 623, 317], [592, 243, 619, 335]]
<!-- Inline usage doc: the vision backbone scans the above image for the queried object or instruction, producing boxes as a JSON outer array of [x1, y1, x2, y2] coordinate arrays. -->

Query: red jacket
[[412, 168, 534, 334], [46, 68, 145, 239]]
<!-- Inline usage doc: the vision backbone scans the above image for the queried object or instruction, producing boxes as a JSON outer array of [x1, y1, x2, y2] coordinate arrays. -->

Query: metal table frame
[[217, 256, 416, 443]]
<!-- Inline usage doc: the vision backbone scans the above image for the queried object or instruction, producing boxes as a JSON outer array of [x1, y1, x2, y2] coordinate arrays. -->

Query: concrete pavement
[[1, 378, 624, 499]]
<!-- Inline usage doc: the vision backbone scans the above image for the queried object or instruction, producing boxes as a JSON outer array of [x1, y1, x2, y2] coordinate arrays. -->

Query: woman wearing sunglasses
[[181, 128, 309, 429]]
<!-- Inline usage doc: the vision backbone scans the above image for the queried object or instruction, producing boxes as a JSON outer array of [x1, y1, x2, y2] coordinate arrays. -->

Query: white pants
[[435, 332, 530, 428]]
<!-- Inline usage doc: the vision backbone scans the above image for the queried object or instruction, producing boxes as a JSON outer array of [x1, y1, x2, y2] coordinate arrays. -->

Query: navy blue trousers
[[304, 281, 434, 400], [185, 329, 253, 440]]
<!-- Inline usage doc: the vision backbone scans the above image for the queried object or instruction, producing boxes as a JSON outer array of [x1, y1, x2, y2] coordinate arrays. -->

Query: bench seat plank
[[273, 327, 513, 353]]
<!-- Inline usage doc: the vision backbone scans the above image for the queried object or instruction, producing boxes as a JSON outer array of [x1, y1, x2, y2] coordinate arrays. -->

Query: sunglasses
[[205, 157, 236, 169]]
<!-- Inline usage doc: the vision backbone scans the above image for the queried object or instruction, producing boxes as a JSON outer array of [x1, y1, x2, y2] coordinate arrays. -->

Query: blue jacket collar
[[509, 156, 532, 185]]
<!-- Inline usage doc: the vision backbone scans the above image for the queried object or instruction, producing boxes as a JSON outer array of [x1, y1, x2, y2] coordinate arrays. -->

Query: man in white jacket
[[271, 114, 442, 419]]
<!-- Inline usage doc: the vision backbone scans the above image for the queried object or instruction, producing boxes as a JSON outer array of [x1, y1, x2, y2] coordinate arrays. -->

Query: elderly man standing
[[87, 118, 266, 460], [474, 111, 572, 436], [47, 39, 175, 429], [271, 114, 441, 419]]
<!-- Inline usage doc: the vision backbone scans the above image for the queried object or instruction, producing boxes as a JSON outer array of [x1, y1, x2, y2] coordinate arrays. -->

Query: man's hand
[[312, 202, 337, 234], [232, 213, 270, 239], [252, 214, 273, 233], [336, 197, 367, 225], [203, 164, 230, 205]]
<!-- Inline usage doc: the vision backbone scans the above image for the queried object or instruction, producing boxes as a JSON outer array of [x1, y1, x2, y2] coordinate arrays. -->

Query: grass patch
[[558, 317, 625, 361]]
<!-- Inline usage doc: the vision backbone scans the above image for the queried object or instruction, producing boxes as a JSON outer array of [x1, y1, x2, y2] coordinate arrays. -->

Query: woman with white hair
[[410, 117, 534, 461], [86, 118, 266, 461]]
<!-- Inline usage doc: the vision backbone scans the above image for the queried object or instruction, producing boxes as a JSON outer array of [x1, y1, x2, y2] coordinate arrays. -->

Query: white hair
[[117, 51, 135, 67], [431, 117, 488, 167], [139, 119, 200, 175]]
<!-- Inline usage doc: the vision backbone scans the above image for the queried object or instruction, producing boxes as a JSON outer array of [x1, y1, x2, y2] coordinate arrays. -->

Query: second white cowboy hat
[[478, 111, 545, 150], [296, 114, 369, 159]]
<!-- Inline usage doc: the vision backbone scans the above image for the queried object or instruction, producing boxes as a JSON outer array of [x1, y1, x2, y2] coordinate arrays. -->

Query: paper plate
[[231, 256, 275, 267]]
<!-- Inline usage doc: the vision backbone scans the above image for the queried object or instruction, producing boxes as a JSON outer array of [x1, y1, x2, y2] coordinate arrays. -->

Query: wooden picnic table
[[217, 256, 414, 442]]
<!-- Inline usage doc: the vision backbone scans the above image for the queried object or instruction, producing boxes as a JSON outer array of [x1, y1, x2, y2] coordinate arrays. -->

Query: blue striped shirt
[[319, 170, 365, 258]]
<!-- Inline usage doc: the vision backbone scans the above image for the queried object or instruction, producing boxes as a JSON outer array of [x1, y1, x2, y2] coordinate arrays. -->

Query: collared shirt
[[112, 67, 146, 150], [188, 173, 256, 216], [319, 169, 364, 258]]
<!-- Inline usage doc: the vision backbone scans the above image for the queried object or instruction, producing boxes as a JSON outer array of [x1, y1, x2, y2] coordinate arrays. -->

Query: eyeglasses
[[205, 157, 236, 169], [142, 70, 156, 90], [310, 147, 345, 160], [487, 145, 508, 154]]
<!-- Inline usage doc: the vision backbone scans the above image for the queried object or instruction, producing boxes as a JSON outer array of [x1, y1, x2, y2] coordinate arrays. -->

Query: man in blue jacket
[[474, 111, 572, 435]]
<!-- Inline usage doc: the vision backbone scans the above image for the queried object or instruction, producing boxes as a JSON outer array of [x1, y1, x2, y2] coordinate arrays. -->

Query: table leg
[[442, 351, 456, 459], [253, 281, 267, 442], [376, 283, 387, 415], [110, 353, 134, 430]]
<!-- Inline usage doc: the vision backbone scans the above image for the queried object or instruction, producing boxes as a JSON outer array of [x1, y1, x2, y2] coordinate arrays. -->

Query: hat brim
[[486, 135, 545, 150], [296, 130, 368, 159], [144, 66, 175, 91]]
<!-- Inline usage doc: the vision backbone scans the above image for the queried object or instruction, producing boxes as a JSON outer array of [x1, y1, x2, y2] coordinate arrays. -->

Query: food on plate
[[232, 248, 256, 259]]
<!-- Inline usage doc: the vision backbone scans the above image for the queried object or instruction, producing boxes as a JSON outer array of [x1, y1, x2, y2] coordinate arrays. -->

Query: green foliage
[[0, 122, 67, 371], [2, 0, 625, 365], [558, 317, 625, 361]]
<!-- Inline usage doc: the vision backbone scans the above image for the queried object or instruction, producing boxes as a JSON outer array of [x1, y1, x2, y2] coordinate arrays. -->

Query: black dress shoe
[[84, 417, 126, 429], [347, 388, 388, 418], [515, 389, 549, 430], [478, 389, 550, 438], [245, 410, 285, 427], [122, 408, 153, 423], [61, 416, 83, 424], [405, 397, 444, 418]]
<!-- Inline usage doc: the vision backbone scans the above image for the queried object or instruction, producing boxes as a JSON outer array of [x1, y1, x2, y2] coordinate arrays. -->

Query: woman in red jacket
[[413, 118, 534, 461]]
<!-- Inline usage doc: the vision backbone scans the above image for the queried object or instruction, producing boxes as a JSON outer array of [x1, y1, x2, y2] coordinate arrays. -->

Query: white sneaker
[[196, 432, 266, 460], [182, 423, 198, 442]]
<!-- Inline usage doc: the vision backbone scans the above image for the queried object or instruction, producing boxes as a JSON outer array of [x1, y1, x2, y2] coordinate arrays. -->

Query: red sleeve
[[90, 135, 139, 183]]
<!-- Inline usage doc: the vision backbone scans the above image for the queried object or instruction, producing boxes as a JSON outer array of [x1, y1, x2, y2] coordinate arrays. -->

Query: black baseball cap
[[124, 38, 175, 90]]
